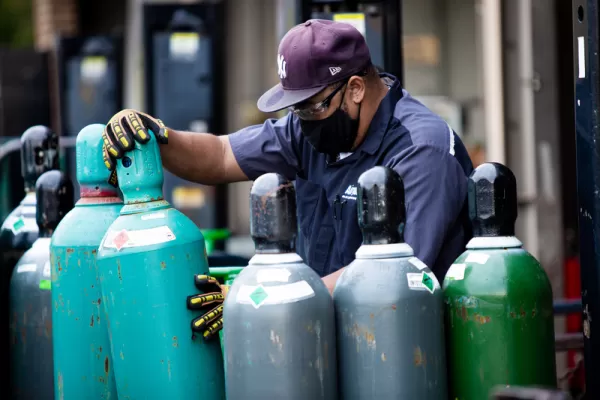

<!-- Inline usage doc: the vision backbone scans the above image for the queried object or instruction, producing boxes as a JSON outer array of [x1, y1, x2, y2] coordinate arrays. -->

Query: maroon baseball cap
[[257, 19, 372, 113]]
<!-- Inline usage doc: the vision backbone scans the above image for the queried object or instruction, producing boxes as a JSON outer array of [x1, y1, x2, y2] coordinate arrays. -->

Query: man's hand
[[186, 274, 227, 340], [102, 109, 169, 171]]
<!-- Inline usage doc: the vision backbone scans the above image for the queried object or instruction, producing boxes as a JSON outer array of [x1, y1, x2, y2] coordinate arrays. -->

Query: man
[[101, 19, 474, 340]]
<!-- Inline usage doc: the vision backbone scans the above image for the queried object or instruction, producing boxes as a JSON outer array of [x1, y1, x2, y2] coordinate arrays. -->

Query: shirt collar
[[354, 73, 403, 156]]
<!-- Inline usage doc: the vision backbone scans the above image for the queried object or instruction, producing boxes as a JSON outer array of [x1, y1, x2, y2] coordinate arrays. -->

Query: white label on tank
[[236, 280, 315, 309], [256, 268, 291, 283], [16, 263, 37, 273], [141, 212, 165, 221], [445, 263, 467, 281], [465, 253, 489, 265], [43, 261, 51, 277], [406, 272, 436, 294], [103, 226, 176, 251], [408, 257, 428, 270]]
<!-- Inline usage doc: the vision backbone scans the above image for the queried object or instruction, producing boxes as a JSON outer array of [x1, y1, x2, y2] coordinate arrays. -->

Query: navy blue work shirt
[[228, 73, 474, 279]]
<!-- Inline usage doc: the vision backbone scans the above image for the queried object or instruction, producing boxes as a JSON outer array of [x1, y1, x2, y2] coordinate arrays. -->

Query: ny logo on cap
[[278, 54, 287, 79]]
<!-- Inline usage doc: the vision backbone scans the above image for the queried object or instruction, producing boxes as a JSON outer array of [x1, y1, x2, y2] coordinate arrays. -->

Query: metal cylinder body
[[1, 125, 58, 388], [51, 203, 121, 398], [9, 238, 54, 399], [10, 169, 73, 399], [223, 253, 337, 400], [223, 172, 337, 400], [96, 133, 224, 398], [443, 162, 557, 399], [334, 244, 447, 399], [50, 124, 122, 399], [443, 238, 557, 399]]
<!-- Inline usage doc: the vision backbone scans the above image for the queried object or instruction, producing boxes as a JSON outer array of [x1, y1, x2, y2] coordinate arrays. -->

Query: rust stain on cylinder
[[117, 260, 122, 281], [474, 314, 491, 324], [104, 356, 109, 373], [391, 304, 397, 310], [172, 336, 178, 348], [66, 248, 74, 254], [161, 261, 167, 270], [90, 315, 95, 327], [414, 346, 427, 366]]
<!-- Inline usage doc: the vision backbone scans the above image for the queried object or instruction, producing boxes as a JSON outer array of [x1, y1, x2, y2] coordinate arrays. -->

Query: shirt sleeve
[[228, 112, 302, 181], [390, 144, 468, 271]]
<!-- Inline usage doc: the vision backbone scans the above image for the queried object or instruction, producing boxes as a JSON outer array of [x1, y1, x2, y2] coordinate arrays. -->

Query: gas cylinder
[[333, 166, 447, 399], [49, 124, 121, 399], [9, 169, 74, 399], [223, 173, 337, 400], [443, 162, 557, 400], [96, 132, 224, 399], [0, 125, 58, 388]]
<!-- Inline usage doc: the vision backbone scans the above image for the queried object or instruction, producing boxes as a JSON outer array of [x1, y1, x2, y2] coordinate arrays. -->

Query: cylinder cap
[[468, 162, 517, 237], [116, 130, 164, 204], [357, 166, 405, 245], [20, 125, 59, 192], [76, 124, 119, 197], [250, 173, 297, 253], [35, 170, 74, 237]]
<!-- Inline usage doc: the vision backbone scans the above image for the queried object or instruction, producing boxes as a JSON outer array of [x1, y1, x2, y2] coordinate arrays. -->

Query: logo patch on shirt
[[342, 184, 358, 201]]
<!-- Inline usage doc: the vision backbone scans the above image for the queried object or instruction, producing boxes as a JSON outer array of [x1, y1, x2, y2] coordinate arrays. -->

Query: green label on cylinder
[[422, 272, 434, 293], [249, 285, 268, 307], [39, 279, 51, 291], [12, 217, 25, 232]]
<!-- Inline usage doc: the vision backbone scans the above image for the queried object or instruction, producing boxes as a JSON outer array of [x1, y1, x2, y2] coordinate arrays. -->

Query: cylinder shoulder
[[334, 256, 442, 302], [52, 204, 122, 248], [444, 248, 552, 297], [97, 207, 204, 257], [227, 262, 332, 304]]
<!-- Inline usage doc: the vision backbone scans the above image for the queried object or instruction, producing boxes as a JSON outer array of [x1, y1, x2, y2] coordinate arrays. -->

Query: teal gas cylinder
[[50, 124, 121, 399], [443, 163, 557, 400], [1, 125, 59, 389], [96, 132, 224, 398], [333, 166, 447, 399], [10, 169, 74, 399]]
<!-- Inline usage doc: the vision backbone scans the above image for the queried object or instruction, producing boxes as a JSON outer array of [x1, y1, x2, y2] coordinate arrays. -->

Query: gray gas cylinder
[[9, 170, 74, 399], [333, 166, 447, 400], [223, 173, 337, 400]]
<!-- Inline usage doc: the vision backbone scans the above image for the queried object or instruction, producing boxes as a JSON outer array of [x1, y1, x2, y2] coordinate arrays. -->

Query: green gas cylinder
[[96, 132, 225, 398], [443, 162, 557, 400], [50, 124, 121, 399], [10, 169, 73, 399]]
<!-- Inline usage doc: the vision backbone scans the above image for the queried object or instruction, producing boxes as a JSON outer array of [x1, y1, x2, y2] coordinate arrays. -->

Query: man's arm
[[161, 113, 302, 185], [160, 130, 248, 185], [391, 144, 468, 272]]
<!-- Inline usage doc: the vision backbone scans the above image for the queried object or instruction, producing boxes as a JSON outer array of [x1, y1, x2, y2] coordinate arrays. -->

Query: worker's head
[[257, 19, 383, 155]]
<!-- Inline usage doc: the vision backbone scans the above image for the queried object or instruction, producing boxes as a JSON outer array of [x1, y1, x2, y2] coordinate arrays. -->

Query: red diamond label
[[113, 230, 130, 251]]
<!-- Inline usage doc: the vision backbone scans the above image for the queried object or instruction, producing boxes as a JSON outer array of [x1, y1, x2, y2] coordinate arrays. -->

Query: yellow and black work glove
[[102, 109, 169, 172], [186, 274, 227, 340]]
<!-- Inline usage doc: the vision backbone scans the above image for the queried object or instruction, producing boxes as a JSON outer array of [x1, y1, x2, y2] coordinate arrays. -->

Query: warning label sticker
[[406, 272, 437, 294], [236, 280, 315, 309], [103, 226, 176, 251]]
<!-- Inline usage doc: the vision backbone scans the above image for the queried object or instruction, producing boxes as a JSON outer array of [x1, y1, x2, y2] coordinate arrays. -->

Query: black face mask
[[299, 105, 361, 156]]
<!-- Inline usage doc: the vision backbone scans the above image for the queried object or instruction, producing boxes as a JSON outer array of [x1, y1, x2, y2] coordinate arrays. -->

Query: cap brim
[[257, 83, 325, 113]]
